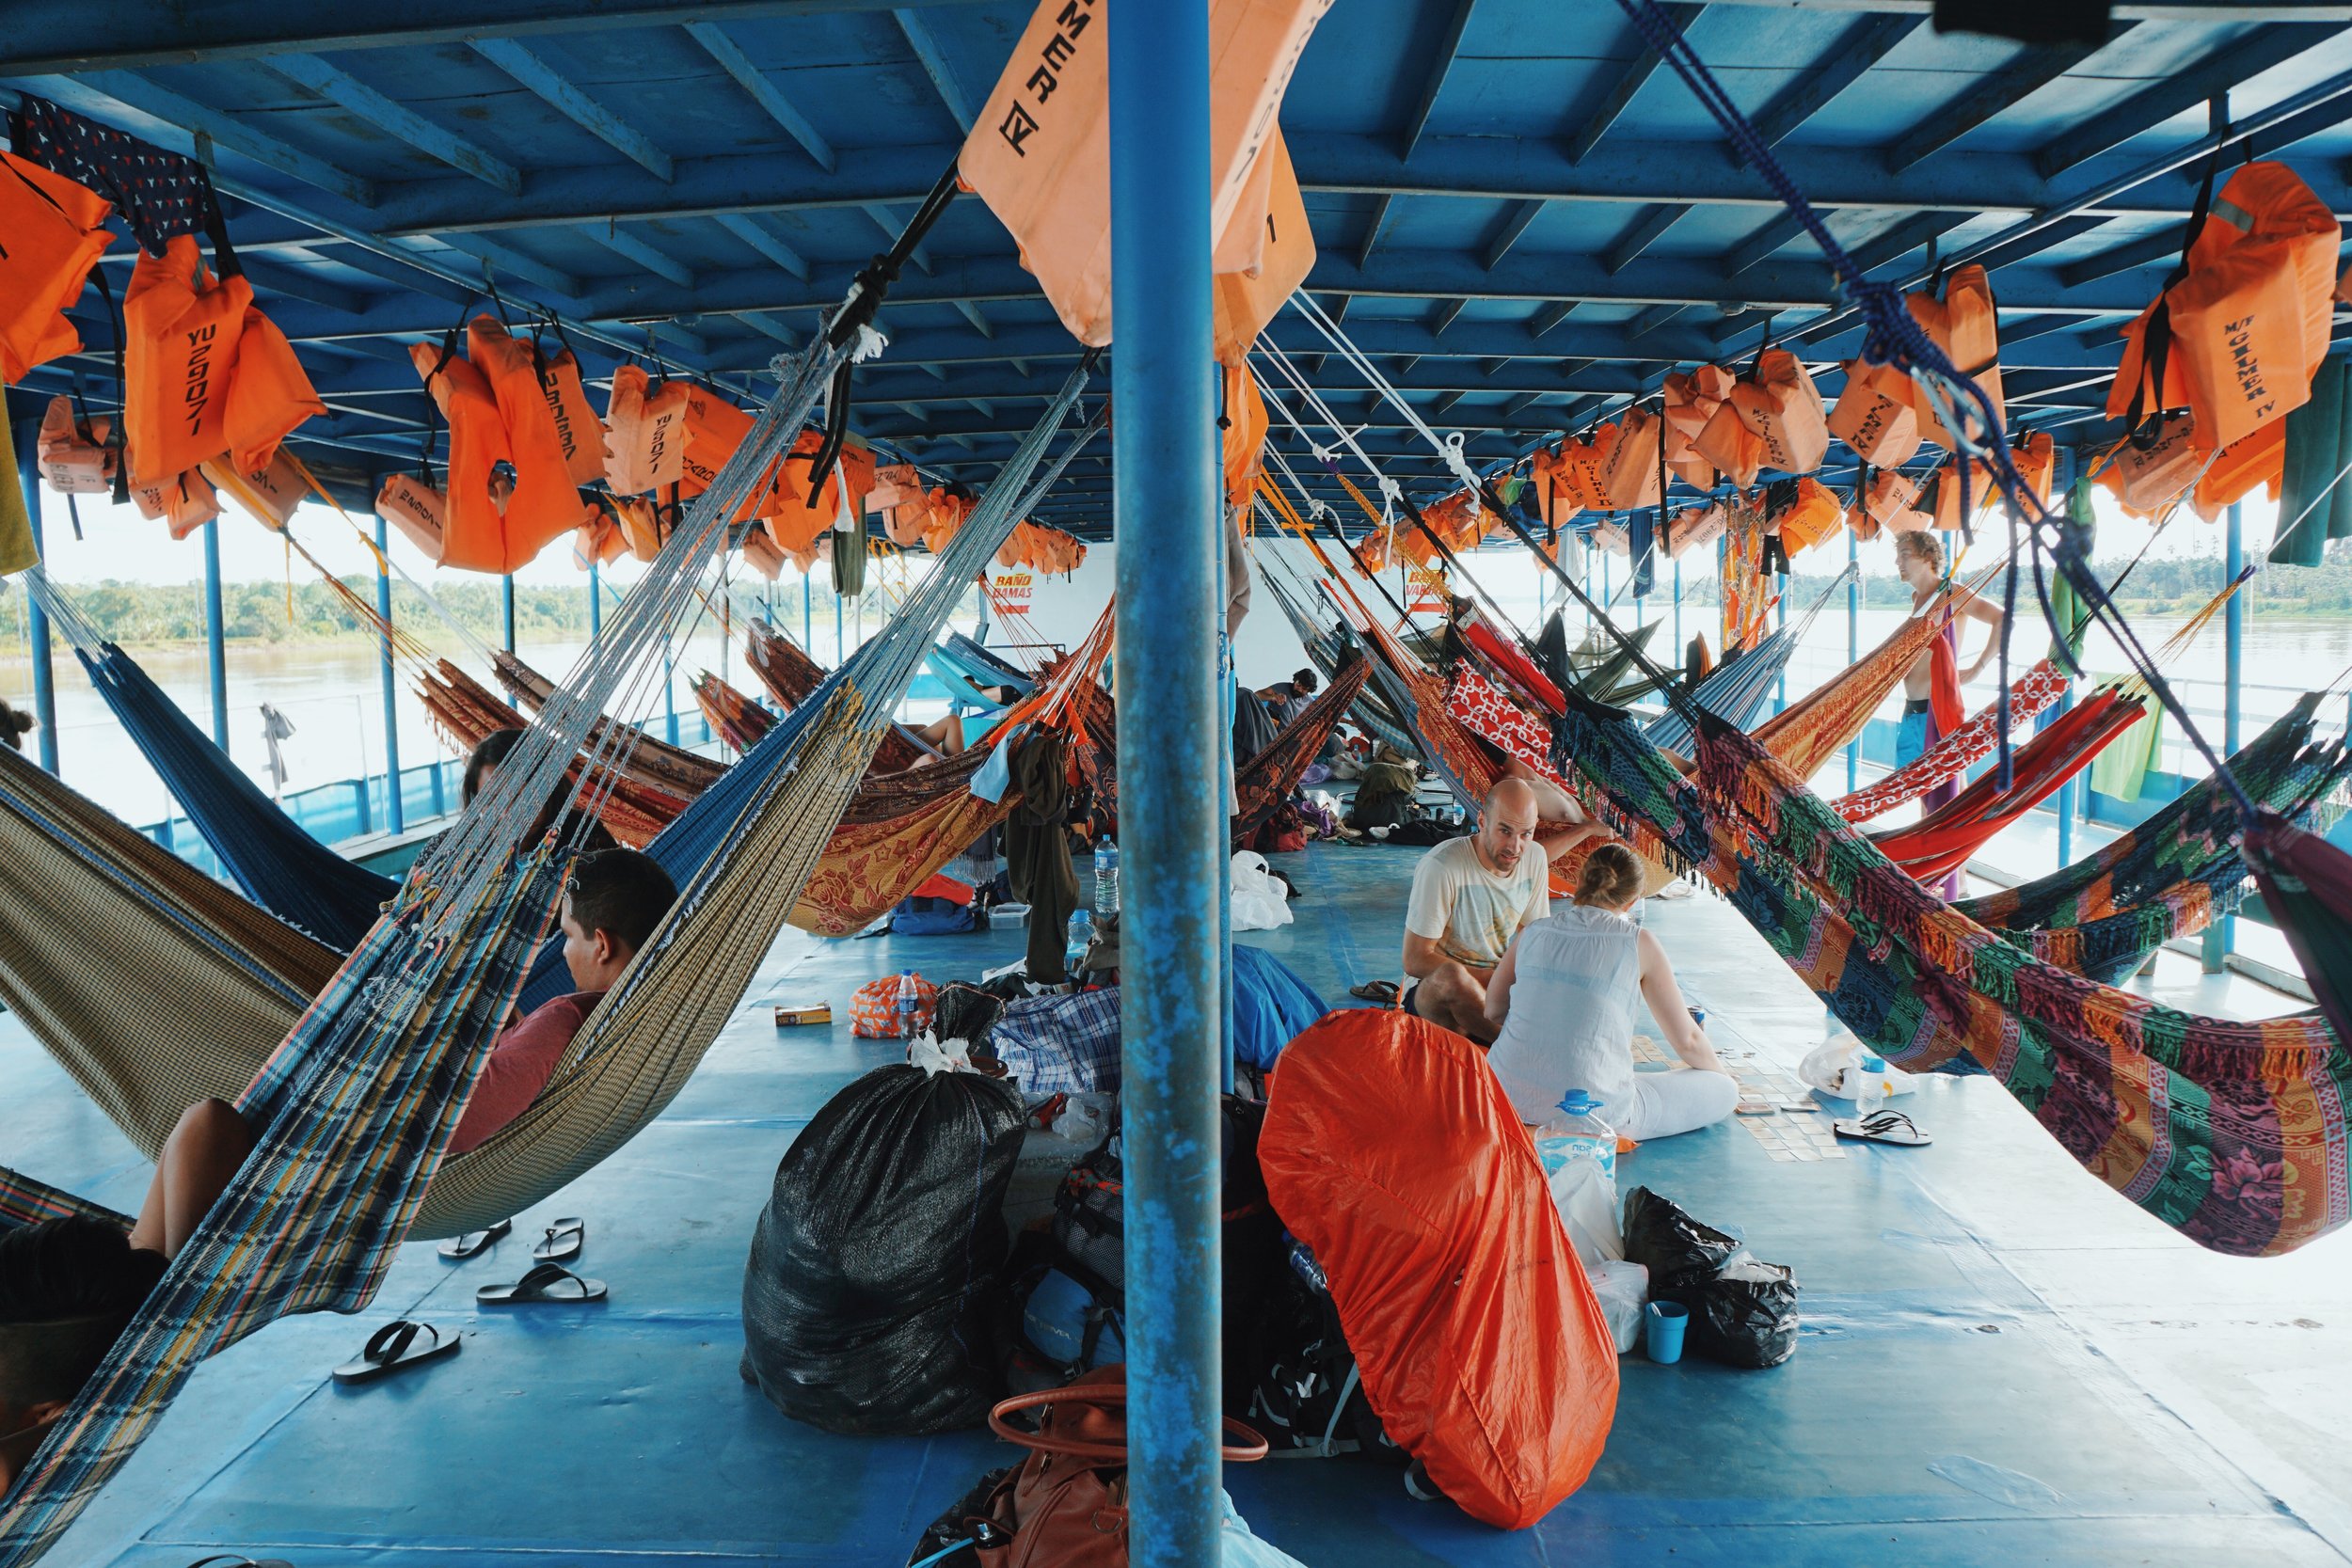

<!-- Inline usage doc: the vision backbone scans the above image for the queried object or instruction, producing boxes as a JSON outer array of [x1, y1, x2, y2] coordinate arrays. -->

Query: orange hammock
[[745, 617, 930, 776]]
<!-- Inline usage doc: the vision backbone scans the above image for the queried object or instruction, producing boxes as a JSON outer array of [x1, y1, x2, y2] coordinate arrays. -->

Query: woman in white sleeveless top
[[1484, 844, 1740, 1142]]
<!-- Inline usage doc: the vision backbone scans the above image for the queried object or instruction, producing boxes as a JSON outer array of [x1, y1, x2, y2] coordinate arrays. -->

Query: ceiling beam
[[1724, 211, 1806, 277], [865, 203, 934, 274], [1399, 0, 1479, 160], [2055, 226, 2184, 287], [1357, 194, 1397, 270], [2035, 24, 2342, 176], [469, 38, 675, 182], [953, 299, 994, 339], [684, 21, 837, 172], [711, 211, 810, 279], [436, 231, 581, 297], [1528, 301, 1579, 339], [1565, 2, 1705, 165], [1741, 14, 1920, 161], [1884, 24, 2137, 173], [578, 222, 693, 288], [1483, 199, 1547, 271], [1605, 203, 1692, 275], [891, 8, 975, 135], [265, 54, 520, 193]]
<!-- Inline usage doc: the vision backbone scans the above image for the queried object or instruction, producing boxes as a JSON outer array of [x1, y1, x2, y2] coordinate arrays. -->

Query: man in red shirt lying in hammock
[[0, 848, 675, 1488]]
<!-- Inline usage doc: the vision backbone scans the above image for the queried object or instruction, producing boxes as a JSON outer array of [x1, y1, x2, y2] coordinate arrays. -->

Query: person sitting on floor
[[1254, 669, 1320, 727], [1402, 777, 1587, 1045], [464, 728, 619, 855], [1484, 842, 1738, 1141]]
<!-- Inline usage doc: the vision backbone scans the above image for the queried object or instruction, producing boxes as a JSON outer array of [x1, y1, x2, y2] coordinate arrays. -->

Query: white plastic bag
[[1587, 1258, 1649, 1355], [1231, 850, 1294, 931], [1221, 1492, 1311, 1566], [1800, 1031, 1917, 1099], [1548, 1153, 1623, 1265]]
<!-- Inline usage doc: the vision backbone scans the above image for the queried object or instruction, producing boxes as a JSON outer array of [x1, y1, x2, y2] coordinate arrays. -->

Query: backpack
[[889, 895, 980, 935], [1243, 1242, 1405, 1464]]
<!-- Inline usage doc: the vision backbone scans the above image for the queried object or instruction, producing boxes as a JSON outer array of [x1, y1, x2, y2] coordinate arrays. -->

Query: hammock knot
[[1439, 431, 1480, 497]]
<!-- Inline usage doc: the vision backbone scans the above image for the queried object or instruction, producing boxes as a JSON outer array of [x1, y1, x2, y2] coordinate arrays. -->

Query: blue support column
[[1672, 558, 1682, 657], [589, 561, 604, 645], [1774, 581, 1788, 713], [501, 573, 516, 652], [203, 519, 230, 750], [1845, 525, 1859, 793], [13, 420, 56, 775], [375, 515, 405, 836], [2205, 501, 2246, 971], [1109, 1, 1222, 1559], [834, 589, 844, 663]]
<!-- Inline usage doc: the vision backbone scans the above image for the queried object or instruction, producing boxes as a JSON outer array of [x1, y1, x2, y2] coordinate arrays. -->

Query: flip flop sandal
[[332, 1320, 462, 1386], [437, 1219, 513, 1260], [532, 1216, 585, 1263], [187, 1558, 297, 1568], [1833, 1109, 1933, 1147], [1348, 980, 1401, 1005], [478, 1261, 608, 1306]]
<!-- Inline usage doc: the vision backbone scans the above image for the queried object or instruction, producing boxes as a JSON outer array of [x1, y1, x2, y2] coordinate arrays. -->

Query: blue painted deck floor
[[9, 841, 2352, 1566]]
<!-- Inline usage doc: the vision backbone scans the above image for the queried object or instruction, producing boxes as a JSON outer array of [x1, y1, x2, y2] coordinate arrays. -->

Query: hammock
[[1548, 687, 2344, 1259], [1233, 652, 1372, 839], [692, 671, 775, 752], [1832, 657, 2074, 822], [1252, 546, 1425, 766], [418, 660, 686, 847], [928, 635, 1034, 708], [22, 574, 397, 952], [1641, 564, 1852, 759], [944, 630, 1038, 690], [0, 348, 1089, 1563], [491, 651, 727, 800], [1954, 695, 2352, 982], [746, 615, 932, 773]]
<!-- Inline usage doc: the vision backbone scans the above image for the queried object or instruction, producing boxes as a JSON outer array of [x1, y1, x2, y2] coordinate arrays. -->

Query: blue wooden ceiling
[[4, 0, 2350, 537]]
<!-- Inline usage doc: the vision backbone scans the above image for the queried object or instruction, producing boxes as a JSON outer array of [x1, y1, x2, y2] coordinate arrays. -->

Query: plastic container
[[1533, 1090, 1621, 1263], [1852, 1049, 1892, 1124], [1093, 835, 1120, 920], [895, 969, 920, 1040], [1065, 909, 1095, 978], [988, 902, 1031, 928], [1645, 1300, 1689, 1364]]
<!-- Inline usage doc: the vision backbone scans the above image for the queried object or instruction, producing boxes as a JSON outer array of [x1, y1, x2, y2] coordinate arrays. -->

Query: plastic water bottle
[[895, 969, 920, 1040], [1535, 1091, 1621, 1262], [1852, 1050, 1890, 1124], [1092, 835, 1120, 920], [1064, 909, 1094, 979], [1287, 1239, 1328, 1293]]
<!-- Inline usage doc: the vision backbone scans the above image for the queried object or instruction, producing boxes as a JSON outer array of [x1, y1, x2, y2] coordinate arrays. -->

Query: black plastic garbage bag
[[741, 1064, 1026, 1433], [1620, 1185, 1741, 1285]]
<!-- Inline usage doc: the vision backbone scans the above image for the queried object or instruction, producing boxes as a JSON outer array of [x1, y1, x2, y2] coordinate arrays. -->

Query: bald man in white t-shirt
[[1401, 778, 1598, 1044]]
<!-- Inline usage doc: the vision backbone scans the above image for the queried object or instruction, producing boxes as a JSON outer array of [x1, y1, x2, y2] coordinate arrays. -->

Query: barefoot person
[[1401, 778, 1581, 1044], [1485, 843, 1738, 1140]]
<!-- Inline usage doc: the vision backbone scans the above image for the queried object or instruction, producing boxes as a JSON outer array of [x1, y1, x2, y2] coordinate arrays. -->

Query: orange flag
[[960, 0, 1332, 348]]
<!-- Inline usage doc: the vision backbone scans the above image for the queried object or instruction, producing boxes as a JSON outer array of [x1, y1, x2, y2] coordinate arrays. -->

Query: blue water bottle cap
[[1557, 1090, 1599, 1117], [1861, 1054, 1886, 1072]]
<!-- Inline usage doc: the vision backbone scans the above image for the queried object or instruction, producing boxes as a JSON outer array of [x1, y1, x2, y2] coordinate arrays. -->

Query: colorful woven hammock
[[1548, 691, 2345, 1258]]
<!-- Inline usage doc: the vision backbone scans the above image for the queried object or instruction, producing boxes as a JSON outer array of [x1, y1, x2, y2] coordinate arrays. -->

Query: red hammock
[[1870, 690, 2146, 882]]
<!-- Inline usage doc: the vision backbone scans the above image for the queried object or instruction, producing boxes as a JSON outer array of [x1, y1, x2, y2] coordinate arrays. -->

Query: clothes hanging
[[1006, 728, 1078, 982]]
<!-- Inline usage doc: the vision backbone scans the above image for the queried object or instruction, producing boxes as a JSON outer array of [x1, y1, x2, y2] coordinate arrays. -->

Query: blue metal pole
[[1774, 578, 1788, 714], [1109, 0, 1221, 1558], [13, 420, 56, 775], [589, 560, 603, 645], [203, 519, 230, 750], [1845, 524, 1859, 793], [803, 572, 813, 645], [375, 515, 404, 836], [1672, 557, 1682, 658], [501, 573, 516, 652], [2207, 499, 2246, 968]]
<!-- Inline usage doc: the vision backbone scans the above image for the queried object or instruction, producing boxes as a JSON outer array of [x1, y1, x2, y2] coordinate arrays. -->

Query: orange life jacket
[[201, 446, 307, 531], [2097, 412, 2205, 519], [0, 151, 112, 384], [1664, 501, 1726, 559], [1661, 366, 1730, 490], [131, 468, 219, 541], [1772, 476, 1843, 555], [1826, 359, 1922, 468], [1923, 457, 2000, 533], [762, 432, 873, 555], [1729, 350, 1828, 475], [1212, 128, 1315, 365], [222, 299, 323, 479], [868, 463, 930, 546], [739, 524, 787, 580], [35, 396, 115, 494], [1596, 408, 1661, 510], [377, 472, 448, 560], [679, 383, 755, 502], [408, 336, 510, 570], [1851, 468, 1931, 536], [1904, 264, 2003, 450], [602, 364, 691, 495], [534, 346, 607, 487], [468, 316, 582, 570], [2013, 429, 2056, 507], [1589, 517, 1630, 556], [1223, 361, 1269, 513], [2193, 418, 2285, 521], [1693, 397, 1765, 490], [2107, 160, 2341, 452]]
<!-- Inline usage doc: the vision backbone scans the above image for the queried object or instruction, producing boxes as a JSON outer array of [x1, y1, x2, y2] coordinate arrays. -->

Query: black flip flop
[[477, 1261, 607, 1306], [532, 1216, 585, 1263], [437, 1219, 513, 1260], [331, 1320, 462, 1386], [1834, 1109, 1933, 1147], [186, 1558, 297, 1568], [1348, 980, 1401, 1005]]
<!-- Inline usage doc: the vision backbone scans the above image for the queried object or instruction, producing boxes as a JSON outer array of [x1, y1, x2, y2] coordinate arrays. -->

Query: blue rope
[[1608, 0, 2259, 819]]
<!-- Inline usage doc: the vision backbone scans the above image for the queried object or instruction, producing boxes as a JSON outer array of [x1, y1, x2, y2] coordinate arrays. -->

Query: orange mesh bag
[[535, 345, 607, 486], [2098, 414, 2205, 518], [1260, 1009, 1617, 1529], [377, 471, 449, 559], [602, 364, 690, 495], [1729, 350, 1828, 475], [0, 151, 113, 384], [850, 973, 939, 1038], [122, 234, 251, 486], [1597, 409, 1661, 510], [1904, 264, 2004, 449], [1826, 359, 1922, 467], [34, 396, 115, 494], [132, 469, 219, 542], [2108, 161, 2341, 451], [469, 315, 584, 568]]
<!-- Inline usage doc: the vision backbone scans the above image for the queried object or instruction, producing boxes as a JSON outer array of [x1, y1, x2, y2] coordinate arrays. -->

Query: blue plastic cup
[[1645, 1300, 1689, 1364]]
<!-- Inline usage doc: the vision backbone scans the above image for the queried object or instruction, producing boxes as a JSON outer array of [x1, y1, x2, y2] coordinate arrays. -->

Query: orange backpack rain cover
[[1260, 1009, 1617, 1529]]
